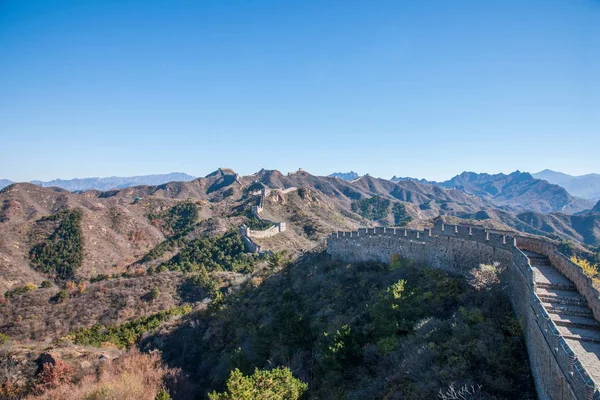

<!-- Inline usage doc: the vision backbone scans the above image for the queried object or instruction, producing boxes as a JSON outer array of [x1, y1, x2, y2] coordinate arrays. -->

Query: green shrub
[[178, 268, 218, 302], [208, 367, 307, 400], [148, 201, 198, 237], [0, 333, 9, 345], [4, 283, 37, 298], [155, 388, 172, 400], [392, 203, 412, 226], [144, 287, 161, 302], [40, 280, 52, 288], [162, 231, 258, 273], [30, 209, 83, 280], [72, 305, 192, 348], [351, 196, 390, 221], [52, 289, 70, 303]]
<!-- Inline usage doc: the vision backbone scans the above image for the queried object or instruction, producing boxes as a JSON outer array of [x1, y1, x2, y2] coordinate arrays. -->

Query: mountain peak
[[329, 171, 359, 181], [205, 168, 237, 178]]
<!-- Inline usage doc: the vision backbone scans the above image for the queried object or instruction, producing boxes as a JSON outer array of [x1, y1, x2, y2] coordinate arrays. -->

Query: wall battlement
[[327, 223, 600, 400]]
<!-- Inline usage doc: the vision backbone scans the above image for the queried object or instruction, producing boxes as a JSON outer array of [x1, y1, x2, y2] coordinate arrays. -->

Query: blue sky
[[1, 0, 598, 182]]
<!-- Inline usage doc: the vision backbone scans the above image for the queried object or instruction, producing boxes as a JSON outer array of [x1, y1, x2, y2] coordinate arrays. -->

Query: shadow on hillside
[[141, 251, 535, 400]]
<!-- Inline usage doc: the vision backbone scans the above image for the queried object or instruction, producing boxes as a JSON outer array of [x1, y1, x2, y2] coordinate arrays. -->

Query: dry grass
[[0, 272, 186, 341], [26, 349, 170, 400]]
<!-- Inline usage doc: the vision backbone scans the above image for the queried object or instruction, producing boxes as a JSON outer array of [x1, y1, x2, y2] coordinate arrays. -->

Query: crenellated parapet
[[327, 222, 600, 400]]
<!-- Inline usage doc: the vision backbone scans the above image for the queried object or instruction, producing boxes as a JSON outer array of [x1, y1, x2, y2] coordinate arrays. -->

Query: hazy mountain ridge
[[328, 171, 360, 180], [438, 171, 593, 214], [390, 176, 437, 185], [0, 179, 14, 189], [0, 172, 197, 192], [533, 169, 600, 201]]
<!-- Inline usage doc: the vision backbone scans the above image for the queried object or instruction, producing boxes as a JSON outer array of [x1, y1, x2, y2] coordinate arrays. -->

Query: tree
[[209, 367, 307, 400]]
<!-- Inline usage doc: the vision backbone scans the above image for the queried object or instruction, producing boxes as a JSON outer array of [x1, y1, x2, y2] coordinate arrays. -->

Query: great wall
[[327, 221, 600, 400], [239, 186, 296, 253]]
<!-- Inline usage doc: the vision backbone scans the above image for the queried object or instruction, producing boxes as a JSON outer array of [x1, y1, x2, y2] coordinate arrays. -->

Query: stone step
[[542, 301, 594, 318], [557, 325, 600, 344], [531, 265, 576, 290], [550, 313, 600, 331], [537, 288, 587, 306], [536, 282, 577, 291]]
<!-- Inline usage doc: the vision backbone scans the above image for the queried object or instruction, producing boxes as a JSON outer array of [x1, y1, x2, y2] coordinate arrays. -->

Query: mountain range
[[0, 172, 196, 192], [1, 167, 599, 295], [533, 169, 600, 201], [437, 171, 593, 214], [340, 170, 595, 215]]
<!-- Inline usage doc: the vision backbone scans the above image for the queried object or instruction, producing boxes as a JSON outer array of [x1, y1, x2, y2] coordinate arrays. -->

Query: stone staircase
[[524, 251, 600, 383]]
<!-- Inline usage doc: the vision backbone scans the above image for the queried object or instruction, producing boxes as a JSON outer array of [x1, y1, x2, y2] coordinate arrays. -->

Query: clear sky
[[1, 0, 598, 182]]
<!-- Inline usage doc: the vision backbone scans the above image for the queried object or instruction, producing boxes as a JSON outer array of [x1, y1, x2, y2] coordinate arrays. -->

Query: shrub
[[208, 367, 307, 400], [0, 333, 9, 345], [40, 281, 52, 289], [154, 388, 172, 400], [178, 267, 218, 302], [145, 287, 161, 302], [148, 201, 198, 237], [30, 210, 83, 280], [5, 283, 37, 298], [35, 357, 73, 392], [351, 196, 390, 221], [25, 349, 172, 400], [163, 231, 258, 273], [570, 255, 600, 282], [392, 203, 412, 226], [52, 290, 69, 303], [71, 305, 192, 348]]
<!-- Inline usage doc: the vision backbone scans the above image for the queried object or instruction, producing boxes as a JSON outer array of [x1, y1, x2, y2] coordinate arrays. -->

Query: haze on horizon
[[1, 0, 598, 182]]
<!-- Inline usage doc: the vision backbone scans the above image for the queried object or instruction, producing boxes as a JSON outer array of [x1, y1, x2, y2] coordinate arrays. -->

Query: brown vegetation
[[25, 349, 174, 400]]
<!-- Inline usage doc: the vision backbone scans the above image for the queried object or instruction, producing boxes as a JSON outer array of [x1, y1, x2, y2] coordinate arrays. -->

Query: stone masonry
[[327, 221, 600, 400]]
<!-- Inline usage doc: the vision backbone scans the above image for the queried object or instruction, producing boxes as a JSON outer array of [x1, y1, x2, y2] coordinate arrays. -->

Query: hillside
[[439, 171, 593, 214], [2, 168, 599, 296], [534, 169, 600, 201], [146, 254, 534, 399], [0, 172, 196, 192], [0, 167, 593, 400]]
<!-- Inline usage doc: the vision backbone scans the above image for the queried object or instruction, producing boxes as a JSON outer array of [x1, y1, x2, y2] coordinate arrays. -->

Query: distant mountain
[[533, 169, 600, 201], [390, 176, 437, 185], [329, 171, 360, 181], [0, 173, 197, 192], [438, 171, 593, 214], [594, 200, 600, 213], [0, 179, 14, 190]]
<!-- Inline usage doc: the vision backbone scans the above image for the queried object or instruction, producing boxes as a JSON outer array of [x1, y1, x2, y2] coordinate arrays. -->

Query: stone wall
[[327, 222, 599, 400], [240, 187, 288, 252]]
